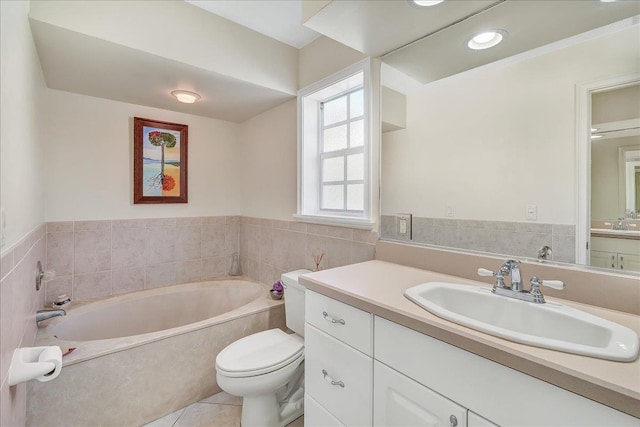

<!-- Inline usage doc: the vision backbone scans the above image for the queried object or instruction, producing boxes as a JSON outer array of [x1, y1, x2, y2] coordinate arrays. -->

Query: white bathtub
[[28, 278, 286, 427]]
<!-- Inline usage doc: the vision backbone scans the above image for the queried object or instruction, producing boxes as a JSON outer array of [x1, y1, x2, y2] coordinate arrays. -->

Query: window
[[296, 59, 374, 228]]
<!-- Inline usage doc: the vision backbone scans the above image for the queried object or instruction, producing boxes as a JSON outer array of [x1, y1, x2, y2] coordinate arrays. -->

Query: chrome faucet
[[537, 245, 552, 261], [478, 259, 565, 304], [613, 217, 628, 230], [36, 309, 66, 325]]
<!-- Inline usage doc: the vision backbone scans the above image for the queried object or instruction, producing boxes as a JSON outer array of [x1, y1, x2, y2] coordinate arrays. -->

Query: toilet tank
[[281, 269, 311, 337]]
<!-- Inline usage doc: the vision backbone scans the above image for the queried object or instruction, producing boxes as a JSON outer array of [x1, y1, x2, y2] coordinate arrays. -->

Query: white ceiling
[[186, 0, 320, 49], [30, 19, 293, 123], [28, 0, 640, 123]]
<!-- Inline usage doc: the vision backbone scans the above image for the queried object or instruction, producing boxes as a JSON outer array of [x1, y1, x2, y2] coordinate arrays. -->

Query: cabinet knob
[[322, 311, 346, 325], [449, 414, 458, 427]]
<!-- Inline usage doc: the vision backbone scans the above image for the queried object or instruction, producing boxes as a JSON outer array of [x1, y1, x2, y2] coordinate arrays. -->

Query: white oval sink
[[404, 282, 639, 361]]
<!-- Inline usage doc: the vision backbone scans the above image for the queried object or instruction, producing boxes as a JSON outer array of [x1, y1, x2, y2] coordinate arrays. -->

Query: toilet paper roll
[[8, 346, 63, 386], [36, 346, 62, 382]]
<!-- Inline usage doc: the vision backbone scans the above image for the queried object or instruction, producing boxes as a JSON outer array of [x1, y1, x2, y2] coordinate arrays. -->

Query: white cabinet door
[[468, 412, 499, 427], [590, 250, 617, 269], [304, 393, 345, 427], [305, 323, 373, 426], [619, 252, 640, 272], [374, 361, 467, 427]]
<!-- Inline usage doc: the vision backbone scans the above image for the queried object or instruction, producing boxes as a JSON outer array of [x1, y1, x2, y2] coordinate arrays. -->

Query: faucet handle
[[477, 268, 495, 277], [530, 276, 565, 290], [477, 267, 507, 289]]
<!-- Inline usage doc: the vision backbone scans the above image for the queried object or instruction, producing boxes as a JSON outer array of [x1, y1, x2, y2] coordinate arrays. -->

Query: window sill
[[292, 214, 375, 230]]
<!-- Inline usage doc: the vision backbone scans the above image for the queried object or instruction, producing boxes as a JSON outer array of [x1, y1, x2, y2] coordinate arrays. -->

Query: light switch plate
[[396, 213, 412, 240], [526, 204, 537, 221]]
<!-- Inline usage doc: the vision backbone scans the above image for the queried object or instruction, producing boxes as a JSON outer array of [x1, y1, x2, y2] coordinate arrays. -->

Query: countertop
[[591, 228, 640, 240], [300, 260, 640, 418]]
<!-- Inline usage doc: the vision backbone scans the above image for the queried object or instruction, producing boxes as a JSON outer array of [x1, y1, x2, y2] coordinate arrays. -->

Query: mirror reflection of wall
[[589, 83, 640, 271], [380, 23, 640, 266]]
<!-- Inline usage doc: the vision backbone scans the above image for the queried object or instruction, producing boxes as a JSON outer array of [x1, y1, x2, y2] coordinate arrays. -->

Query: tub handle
[[322, 369, 345, 388], [322, 311, 345, 325]]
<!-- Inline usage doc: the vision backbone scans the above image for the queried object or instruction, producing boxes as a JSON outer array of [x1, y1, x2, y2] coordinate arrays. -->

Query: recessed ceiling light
[[412, 0, 445, 6], [171, 90, 201, 104], [467, 30, 506, 50]]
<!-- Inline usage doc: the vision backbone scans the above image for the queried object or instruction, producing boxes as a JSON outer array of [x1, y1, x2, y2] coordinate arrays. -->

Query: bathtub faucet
[[36, 309, 66, 325]]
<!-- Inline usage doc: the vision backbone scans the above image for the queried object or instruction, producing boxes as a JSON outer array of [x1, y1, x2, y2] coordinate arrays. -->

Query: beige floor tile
[[200, 391, 243, 406], [142, 408, 185, 427], [174, 403, 241, 427], [286, 415, 304, 427]]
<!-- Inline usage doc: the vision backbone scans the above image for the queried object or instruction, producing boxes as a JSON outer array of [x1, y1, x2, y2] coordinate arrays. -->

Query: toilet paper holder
[[8, 346, 63, 386]]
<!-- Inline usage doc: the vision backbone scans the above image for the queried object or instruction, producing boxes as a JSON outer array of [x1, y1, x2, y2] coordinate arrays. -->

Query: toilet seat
[[216, 329, 304, 378]]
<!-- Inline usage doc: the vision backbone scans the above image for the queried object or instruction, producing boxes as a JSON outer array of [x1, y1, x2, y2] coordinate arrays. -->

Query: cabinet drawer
[[306, 290, 373, 355], [374, 361, 467, 427], [305, 323, 373, 426], [304, 393, 345, 427]]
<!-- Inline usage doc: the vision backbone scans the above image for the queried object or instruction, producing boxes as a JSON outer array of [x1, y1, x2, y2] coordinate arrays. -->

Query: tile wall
[[44, 216, 378, 304], [0, 224, 46, 426], [381, 215, 576, 263], [44, 217, 240, 305], [239, 217, 378, 286]]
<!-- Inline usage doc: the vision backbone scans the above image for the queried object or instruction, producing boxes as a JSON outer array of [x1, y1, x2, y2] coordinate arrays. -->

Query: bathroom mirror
[[379, 18, 640, 272]]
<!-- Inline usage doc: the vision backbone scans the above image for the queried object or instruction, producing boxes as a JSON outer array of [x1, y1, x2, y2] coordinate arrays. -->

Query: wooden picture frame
[[133, 117, 188, 204]]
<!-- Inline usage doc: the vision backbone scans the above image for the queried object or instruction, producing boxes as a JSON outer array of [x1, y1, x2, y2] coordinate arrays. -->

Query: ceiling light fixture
[[591, 134, 603, 139], [467, 30, 506, 50], [412, 0, 445, 6], [171, 90, 201, 104], [591, 127, 599, 132]]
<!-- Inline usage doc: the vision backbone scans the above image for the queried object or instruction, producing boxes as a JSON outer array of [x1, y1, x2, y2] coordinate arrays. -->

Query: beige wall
[[0, 1, 47, 251], [44, 90, 241, 221], [0, 2, 48, 424], [382, 26, 640, 225], [239, 100, 298, 220], [591, 136, 640, 220]]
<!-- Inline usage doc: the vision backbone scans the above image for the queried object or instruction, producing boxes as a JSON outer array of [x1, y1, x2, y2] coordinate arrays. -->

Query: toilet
[[215, 269, 310, 427]]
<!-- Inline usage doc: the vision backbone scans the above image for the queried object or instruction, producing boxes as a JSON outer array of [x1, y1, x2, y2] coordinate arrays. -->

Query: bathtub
[[27, 278, 285, 427]]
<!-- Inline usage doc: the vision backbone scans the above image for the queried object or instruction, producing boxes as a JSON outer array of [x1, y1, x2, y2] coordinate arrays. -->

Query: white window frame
[[295, 58, 375, 229]]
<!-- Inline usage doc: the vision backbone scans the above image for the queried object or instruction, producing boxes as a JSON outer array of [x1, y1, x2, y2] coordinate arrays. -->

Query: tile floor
[[143, 391, 304, 427]]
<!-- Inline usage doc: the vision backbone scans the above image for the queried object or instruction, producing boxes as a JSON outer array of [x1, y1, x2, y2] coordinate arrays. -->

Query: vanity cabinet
[[305, 290, 639, 427], [591, 236, 640, 272], [304, 290, 373, 426], [374, 361, 468, 427]]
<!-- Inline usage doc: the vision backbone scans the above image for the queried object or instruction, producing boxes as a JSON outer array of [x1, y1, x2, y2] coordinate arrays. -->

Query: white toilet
[[215, 269, 310, 427]]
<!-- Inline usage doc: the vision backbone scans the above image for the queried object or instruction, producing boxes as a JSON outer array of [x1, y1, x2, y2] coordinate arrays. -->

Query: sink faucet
[[613, 217, 628, 230], [36, 308, 66, 325], [478, 259, 565, 304]]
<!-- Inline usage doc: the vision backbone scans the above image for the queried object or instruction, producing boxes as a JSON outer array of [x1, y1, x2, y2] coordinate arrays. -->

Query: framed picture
[[133, 117, 188, 204]]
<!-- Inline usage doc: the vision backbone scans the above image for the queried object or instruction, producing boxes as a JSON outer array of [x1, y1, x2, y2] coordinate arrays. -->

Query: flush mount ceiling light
[[412, 0, 445, 6], [171, 90, 201, 104], [467, 30, 506, 50]]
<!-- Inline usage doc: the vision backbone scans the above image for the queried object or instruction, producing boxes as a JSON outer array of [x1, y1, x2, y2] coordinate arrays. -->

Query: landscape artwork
[[133, 117, 188, 204]]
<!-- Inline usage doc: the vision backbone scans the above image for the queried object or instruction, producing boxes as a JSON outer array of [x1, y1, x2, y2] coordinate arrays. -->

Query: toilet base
[[240, 390, 304, 427]]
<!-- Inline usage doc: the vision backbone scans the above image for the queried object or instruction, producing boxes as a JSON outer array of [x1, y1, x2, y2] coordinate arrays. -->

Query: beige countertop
[[591, 228, 640, 240], [300, 260, 640, 418]]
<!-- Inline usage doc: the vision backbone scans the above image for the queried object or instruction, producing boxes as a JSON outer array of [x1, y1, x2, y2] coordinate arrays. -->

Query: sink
[[404, 282, 639, 361]]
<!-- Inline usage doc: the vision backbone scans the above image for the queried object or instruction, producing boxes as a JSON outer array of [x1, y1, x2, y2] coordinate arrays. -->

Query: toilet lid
[[216, 329, 304, 378]]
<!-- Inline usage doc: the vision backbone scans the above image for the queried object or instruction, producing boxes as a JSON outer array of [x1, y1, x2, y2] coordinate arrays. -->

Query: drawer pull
[[322, 369, 345, 388], [322, 311, 346, 325]]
